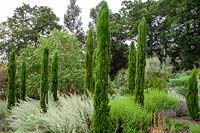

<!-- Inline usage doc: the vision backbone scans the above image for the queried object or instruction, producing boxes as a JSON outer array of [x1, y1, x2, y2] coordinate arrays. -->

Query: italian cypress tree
[[84, 28, 94, 96], [20, 61, 26, 100], [135, 17, 147, 106], [92, 1, 111, 132], [50, 52, 58, 101], [40, 46, 49, 113], [128, 41, 136, 95], [186, 66, 199, 119], [7, 51, 16, 109]]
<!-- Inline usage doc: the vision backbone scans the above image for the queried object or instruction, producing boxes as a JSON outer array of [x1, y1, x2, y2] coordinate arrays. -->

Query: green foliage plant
[[186, 66, 199, 119], [135, 17, 147, 105], [84, 28, 94, 96], [109, 96, 150, 132], [7, 51, 16, 109], [50, 52, 58, 101], [40, 46, 49, 113], [189, 124, 200, 132], [128, 41, 136, 95], [92, 1, 111, 132], [20, 61, 26, 100]]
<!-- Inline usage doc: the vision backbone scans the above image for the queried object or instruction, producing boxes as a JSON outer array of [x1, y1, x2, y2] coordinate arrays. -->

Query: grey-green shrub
[[144, 90, 179, 113], [9, 95, 93, 133], [109, 96, 150, 132]]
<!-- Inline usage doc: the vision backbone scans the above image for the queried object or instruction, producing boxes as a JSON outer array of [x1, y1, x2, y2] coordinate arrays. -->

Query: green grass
[[144, 90, 179, 113], [164, 118, 190, 131], [189, 124, 200, 132], [109, 96, 150, 133]]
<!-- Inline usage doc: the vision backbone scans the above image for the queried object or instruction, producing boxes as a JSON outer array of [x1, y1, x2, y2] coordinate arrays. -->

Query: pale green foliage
[[17, 30, 84, 96], [144, 90, 179, 113], [145, 56, 173, 90], [9, 95, 93, 133], [0, 100, 7, 117]]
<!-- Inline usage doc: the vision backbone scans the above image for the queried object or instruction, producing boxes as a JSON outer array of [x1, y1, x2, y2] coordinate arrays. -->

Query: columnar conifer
[[7, 51, 16, 109], [128, 41, 136, 95], [50, 52, 58, 101], [20, 61, 26, 100], [135, 17, 147, 106], [40, 46, 49, 112], [84, 28, 94, 95], [186, 66, 199, 119], [92, 1, 111, 132]]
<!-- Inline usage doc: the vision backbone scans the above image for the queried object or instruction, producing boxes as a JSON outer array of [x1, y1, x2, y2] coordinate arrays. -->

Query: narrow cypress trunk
[[84, 28, 94, 96], [135, 17, 147, 106], [40, 46, 49, 113], [50, 52, 58, 101], [92, 1, 111, 132], [7, 51, 16, 109], [20, 61, 26, 100], [128, 41, 136, 95]]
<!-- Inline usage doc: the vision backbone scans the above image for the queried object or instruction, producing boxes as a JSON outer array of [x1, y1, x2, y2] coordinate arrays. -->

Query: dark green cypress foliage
[[186, 66, 199, 119], [40, 46, 49, 113], [92, 1, 111, 132], [50, 52, 58, 101], [84, 28, 94, 96], [135, 17, 147, 106], [128, 41, 136, 95], [20, 61, 26, 100], [7, 51, 16, 109]]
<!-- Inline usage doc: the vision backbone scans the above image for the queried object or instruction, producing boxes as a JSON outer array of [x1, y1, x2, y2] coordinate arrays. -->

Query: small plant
[[186, 66, 199, 119], [189, 124, 200, 132], [144, 90, 179, 113], [109, 96, 150, 132], [40, 46, 49, 112], [7, 51, 16, 109], [164, 118, 190, 131], [20, 61, 26, 100]]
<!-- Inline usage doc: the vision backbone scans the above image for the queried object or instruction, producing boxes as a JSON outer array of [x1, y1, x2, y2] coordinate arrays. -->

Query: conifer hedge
[[7, 51, 16, 109], [92, 1, 111, 132]]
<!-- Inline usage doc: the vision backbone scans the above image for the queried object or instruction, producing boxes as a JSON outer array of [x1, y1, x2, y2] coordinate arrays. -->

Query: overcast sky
[[0, 0, 124, 31]]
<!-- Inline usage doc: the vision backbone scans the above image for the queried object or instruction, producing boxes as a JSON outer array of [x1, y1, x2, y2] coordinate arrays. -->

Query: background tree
[[0, 3, 61, 57], [92, 1, 111, 132], [7, 51, 16, 109], [135, 17, 147, 106], [40, 46, 49, 113], [64, 0, 85, 44], [84, 28, 94, 95], [128, 41, 136, 95], [50, 52, 58, 101], [20, 61, 26, 100], [186, 66, 199, 119]]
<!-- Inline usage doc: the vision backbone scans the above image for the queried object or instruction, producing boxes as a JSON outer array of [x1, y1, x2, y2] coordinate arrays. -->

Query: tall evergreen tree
[[7, 51, 16, 109], [128, 41, 136, 95], [135, 17, 147, 106], [64, 0, 85, 43], [40, 46, 49, 112], [84, 28, 94, 95], [50, 52, 58, 101], [186, 66, 199, 119], [20, 61, 26, 100], [92, 1, 111, 132]]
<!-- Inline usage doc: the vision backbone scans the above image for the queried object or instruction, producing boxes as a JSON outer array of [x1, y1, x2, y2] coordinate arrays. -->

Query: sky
[[0, 0, 123, 31]]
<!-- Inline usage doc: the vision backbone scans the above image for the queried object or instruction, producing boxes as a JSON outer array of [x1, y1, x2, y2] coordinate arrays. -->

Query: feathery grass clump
[[9, 95, 93, 133]]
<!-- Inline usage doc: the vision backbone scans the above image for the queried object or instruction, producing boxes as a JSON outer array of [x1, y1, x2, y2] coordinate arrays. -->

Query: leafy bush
[[17, 30, 84, 96], [109, 96, 150, 132], [144, 90, 179, 113], [189, 124, 200, 132], [9, 95, 93, 133], [145, 57, 173, 90], [111, 69, 128, 95], [164, 118, 190, 131], [0, 100, 7, 118]]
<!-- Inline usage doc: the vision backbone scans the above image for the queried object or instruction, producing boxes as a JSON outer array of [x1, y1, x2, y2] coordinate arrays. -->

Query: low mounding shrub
[[109, 96, 150, 133], [9, 95, 93, 133], [0, 100, 7, 118], [144, 90, 179, 113]]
